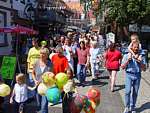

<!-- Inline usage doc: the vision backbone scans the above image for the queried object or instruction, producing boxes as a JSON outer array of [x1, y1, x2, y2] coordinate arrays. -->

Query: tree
[[94, 0, 150, 41], [104, 0, 150, 26]]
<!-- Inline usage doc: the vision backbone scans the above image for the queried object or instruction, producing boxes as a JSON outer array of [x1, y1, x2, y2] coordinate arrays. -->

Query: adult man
[[121, 42, 146, 113], [27, 38, 40, 98]]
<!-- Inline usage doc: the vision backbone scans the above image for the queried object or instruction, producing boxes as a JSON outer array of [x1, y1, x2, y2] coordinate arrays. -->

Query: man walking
[[121, 42, 146, 113]]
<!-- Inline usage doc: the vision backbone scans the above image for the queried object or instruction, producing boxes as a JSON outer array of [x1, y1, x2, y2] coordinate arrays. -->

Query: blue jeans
[[27, 72, 35, 98], [90, 62, 97, 78], [77, 64, 86, 82], [36, 93, 48, 113], [125, 72, 141, 108]]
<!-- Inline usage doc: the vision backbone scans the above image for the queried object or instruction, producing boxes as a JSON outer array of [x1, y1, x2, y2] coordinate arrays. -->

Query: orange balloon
[[86, 87, 101, 106]]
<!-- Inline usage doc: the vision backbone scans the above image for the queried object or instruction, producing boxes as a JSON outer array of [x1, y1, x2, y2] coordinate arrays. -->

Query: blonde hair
[[131, 34, 140, 43], [40, 47, 49, 55], [16, 73, 26, 84]]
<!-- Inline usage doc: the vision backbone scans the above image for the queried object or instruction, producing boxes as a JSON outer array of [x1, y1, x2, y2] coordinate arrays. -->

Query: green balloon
[[41, 40, 47, 46], [55, 73, 69, 90]]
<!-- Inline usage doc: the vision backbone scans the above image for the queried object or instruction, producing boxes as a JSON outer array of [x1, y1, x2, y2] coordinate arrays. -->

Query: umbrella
[[12, 25, 38, 35], [0, 27, 13, 33], [0, 25, 38, 35], [0, 25, 39, 73]]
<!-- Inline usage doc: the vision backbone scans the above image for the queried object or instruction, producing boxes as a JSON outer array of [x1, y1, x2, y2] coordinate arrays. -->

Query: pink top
[[77, 48, 89, 65], [105, 50, 122, 70]]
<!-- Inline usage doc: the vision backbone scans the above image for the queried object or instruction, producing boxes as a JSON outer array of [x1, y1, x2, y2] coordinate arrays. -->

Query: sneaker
[[131, 111, 136, 113], [123, 107, 130, 113], [131, 108, 136, 113]]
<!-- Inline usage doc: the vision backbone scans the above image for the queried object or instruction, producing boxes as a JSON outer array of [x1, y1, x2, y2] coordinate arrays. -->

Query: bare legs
[[109, 70, 117, 92]]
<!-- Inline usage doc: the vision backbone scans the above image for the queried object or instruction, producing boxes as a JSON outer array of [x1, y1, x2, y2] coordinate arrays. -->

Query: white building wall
[[0, 0, 36, 55]]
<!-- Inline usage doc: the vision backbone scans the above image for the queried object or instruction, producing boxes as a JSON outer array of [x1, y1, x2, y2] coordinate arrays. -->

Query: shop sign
[[0, 56, 16, 79]]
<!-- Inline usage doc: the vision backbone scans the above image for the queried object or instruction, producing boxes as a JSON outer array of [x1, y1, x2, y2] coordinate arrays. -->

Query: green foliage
[[96, 0, 150, 26]]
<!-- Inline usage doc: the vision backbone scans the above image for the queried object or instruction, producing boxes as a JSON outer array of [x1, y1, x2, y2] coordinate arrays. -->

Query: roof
[[66, 2, 84, 13]]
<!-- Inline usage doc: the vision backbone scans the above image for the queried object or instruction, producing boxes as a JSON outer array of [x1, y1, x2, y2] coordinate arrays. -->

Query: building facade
[[35, 0, 73, 36], [0, 0, 12, 55], [0, 0, 36, 55], [12, 0, 36, 26]]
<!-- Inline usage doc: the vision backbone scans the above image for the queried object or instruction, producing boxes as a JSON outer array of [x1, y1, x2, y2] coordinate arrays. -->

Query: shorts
[[107, 68, 119, 72]]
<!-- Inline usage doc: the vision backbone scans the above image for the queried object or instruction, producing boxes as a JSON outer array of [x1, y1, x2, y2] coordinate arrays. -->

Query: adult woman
[[51, 45, 69, 75], [76, 41, 89, 84], [32, 48, 52, 113], [105, 43, 122, 92], [89, 41, 101, 80], [63, 38, 74, 72], [27, 38, 40, 99]]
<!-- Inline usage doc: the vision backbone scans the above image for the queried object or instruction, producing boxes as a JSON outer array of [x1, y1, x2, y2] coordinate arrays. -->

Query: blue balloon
[[46, 87, 61, 104]]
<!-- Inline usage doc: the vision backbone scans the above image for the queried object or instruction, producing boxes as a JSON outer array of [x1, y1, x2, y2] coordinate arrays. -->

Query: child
[[128, 34, 142, 60], [62, 68, 76, 113], [9, 73, 36, 113]]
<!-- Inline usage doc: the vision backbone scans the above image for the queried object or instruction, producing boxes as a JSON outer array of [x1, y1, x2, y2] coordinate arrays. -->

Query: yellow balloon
[[42, 72, 56, 87], [37, 83, 48, 96], [0, 84, 11, 97]]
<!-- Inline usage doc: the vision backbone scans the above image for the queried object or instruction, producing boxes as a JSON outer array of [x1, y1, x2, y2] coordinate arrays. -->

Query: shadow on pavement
[[91, 80, 108, 87], [113, 84, 125, 92], [2, 97, 39, 113], [97, 75, 109, 80], [75, 79, 108, 87], [136, 102, 150, 113]]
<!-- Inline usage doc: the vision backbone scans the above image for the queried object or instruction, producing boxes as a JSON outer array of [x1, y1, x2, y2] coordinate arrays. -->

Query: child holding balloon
[[62, 68, 76, 113], [9, 73, 36, 113]]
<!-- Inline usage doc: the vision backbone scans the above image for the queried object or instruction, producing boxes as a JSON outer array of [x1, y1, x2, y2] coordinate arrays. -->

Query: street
[[48, 70, 124, 113], [2, 68, 150, 113]]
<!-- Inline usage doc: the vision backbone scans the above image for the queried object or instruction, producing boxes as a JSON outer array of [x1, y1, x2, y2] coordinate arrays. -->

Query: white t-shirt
[[14, 83, 28, 103], [63, 45, 73, 62], [89, 48, 100, 63]]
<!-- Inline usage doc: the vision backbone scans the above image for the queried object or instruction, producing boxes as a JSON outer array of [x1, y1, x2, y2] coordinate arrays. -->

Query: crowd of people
[[0, 32, 147, 113]]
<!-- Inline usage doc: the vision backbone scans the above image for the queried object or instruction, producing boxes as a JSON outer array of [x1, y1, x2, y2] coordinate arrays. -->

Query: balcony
[[66, 18, 90, 27], [35, 10, 66, 24]]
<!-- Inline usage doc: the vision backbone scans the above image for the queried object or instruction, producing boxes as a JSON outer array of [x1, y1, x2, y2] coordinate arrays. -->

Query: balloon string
[[63, 93, 67, 101]]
